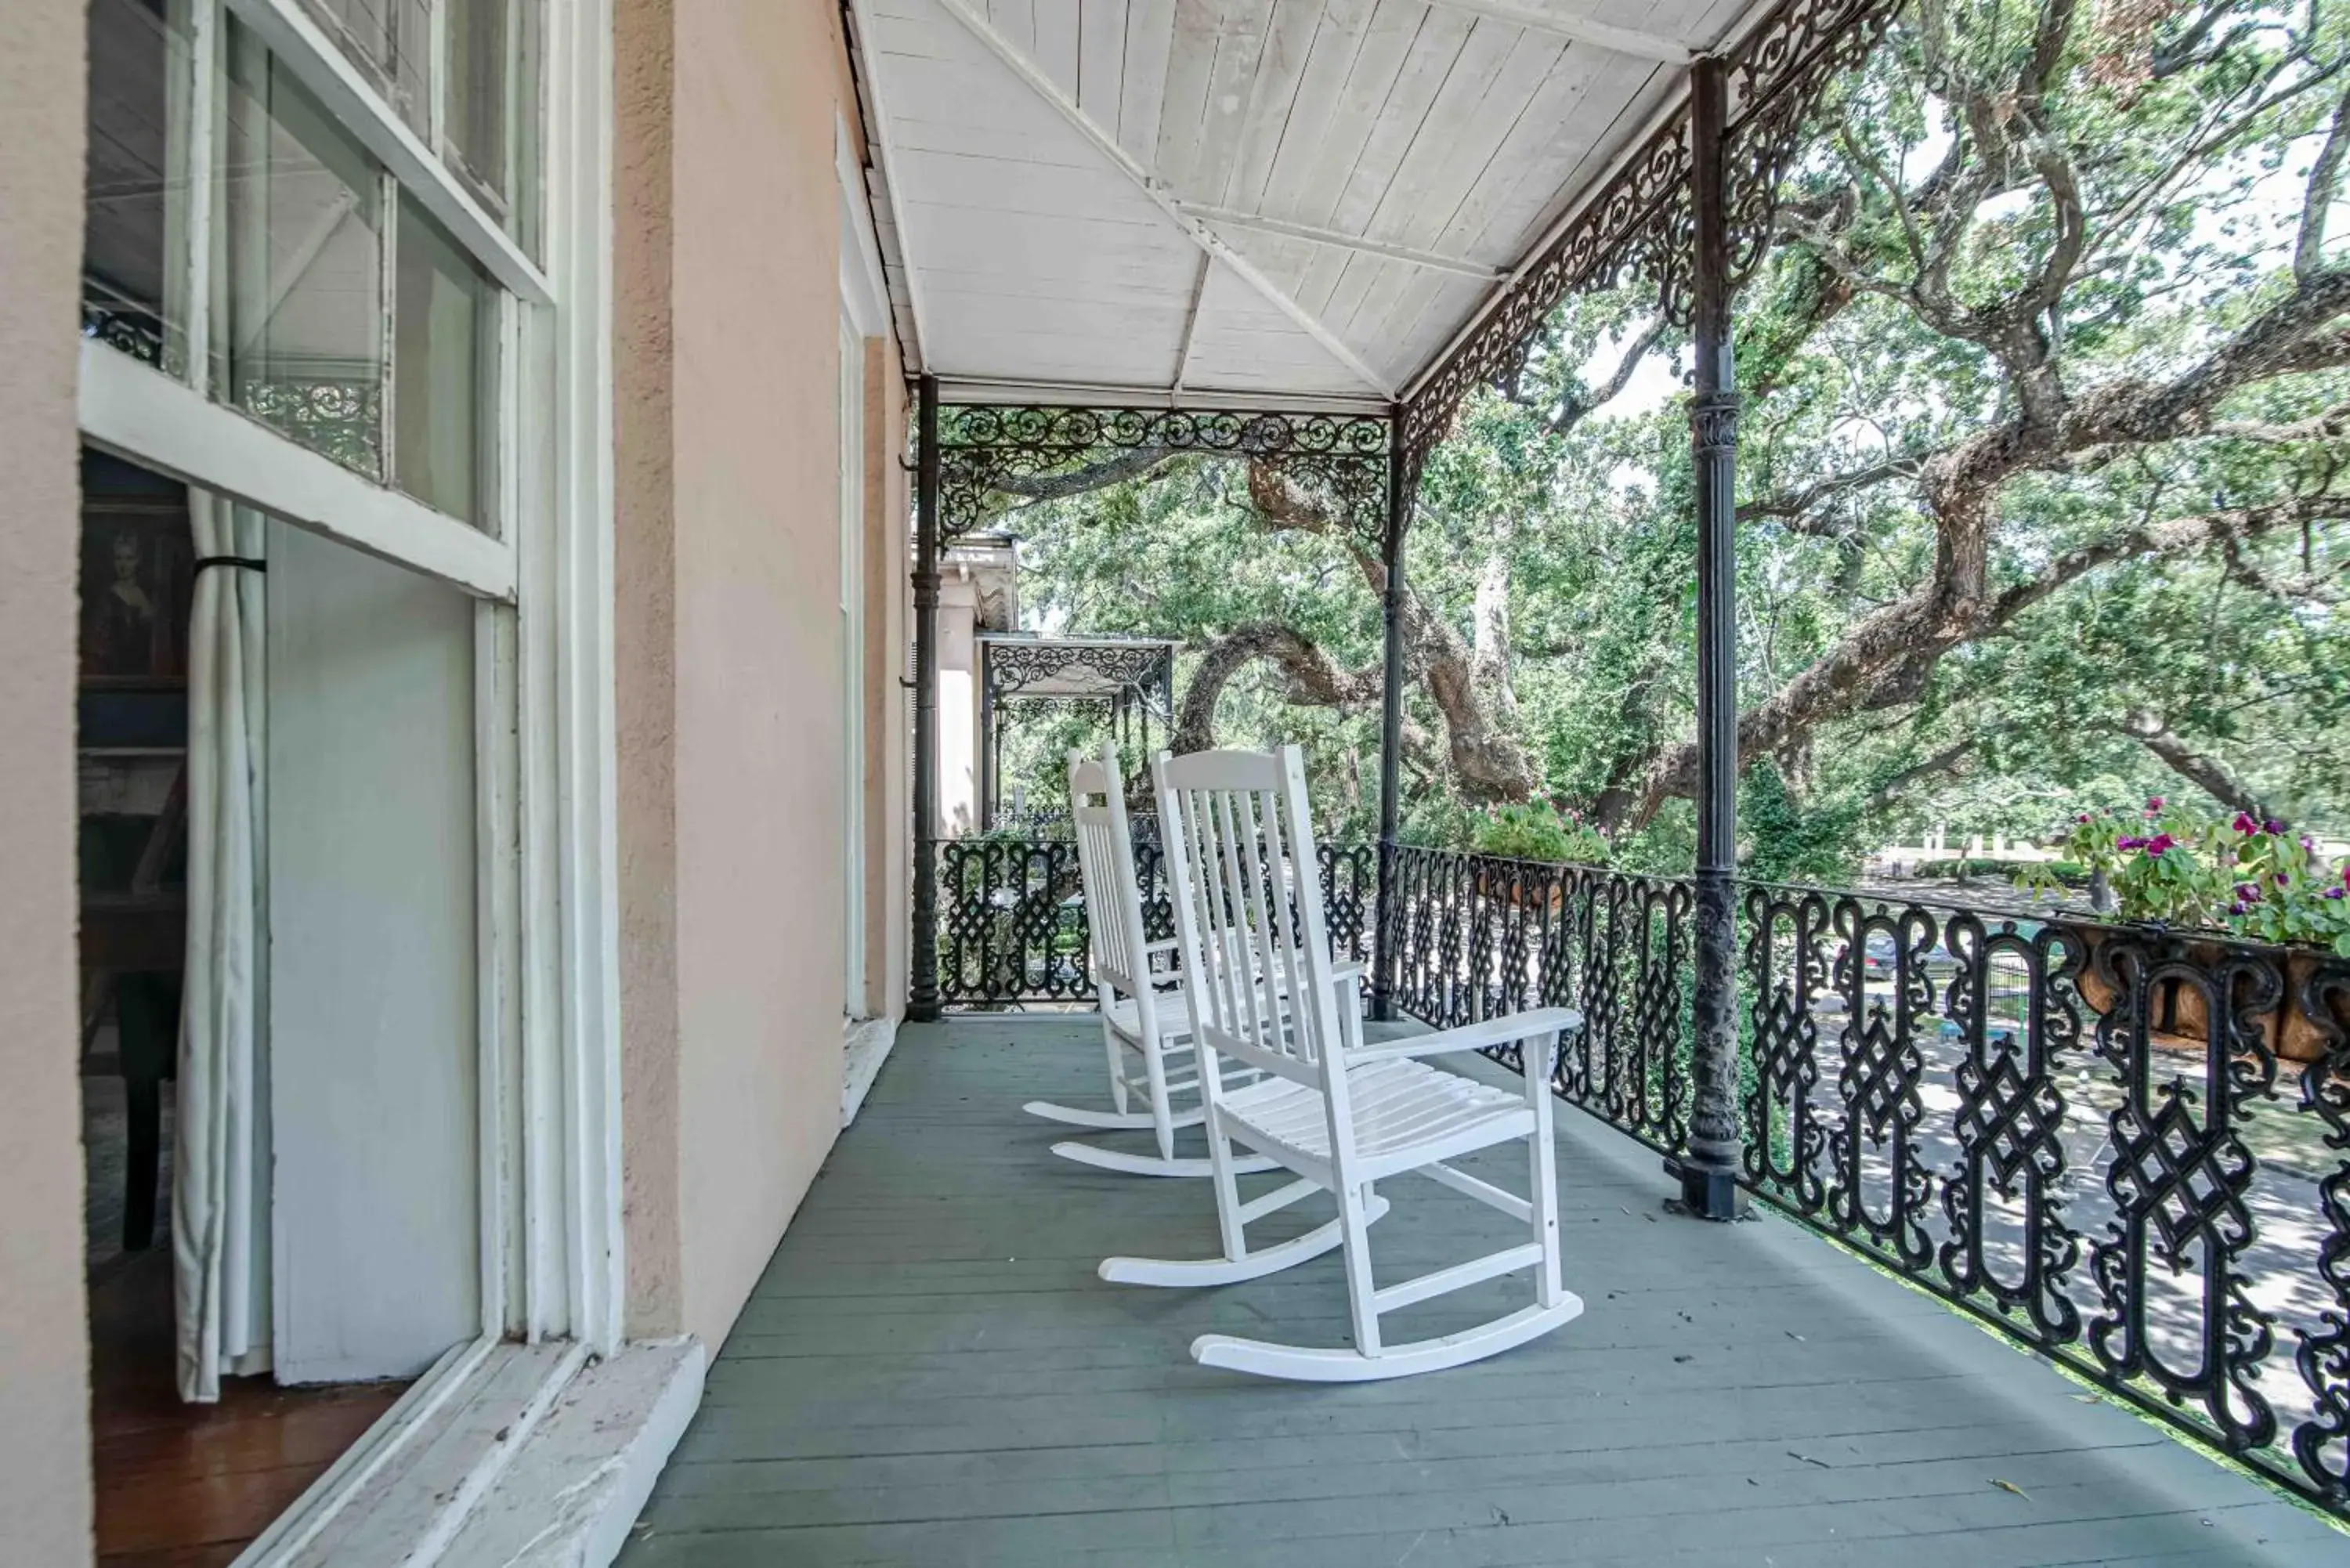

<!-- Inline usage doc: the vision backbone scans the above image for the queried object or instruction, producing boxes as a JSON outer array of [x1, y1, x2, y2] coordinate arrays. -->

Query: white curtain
[[175, 495, 271, 1403]]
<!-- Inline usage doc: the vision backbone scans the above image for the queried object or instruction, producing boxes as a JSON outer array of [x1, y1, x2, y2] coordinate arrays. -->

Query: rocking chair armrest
[[1343, 1007, 1582, 1069], [1141, 938, 1180, 956]]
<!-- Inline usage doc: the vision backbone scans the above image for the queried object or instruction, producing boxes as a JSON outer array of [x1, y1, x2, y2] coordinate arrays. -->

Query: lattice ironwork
[[2295, 959, 2350, 1499], [1388, 847, 1690, 1154], [1723, 0, 1905, 286], [985, 638, 1175, 710], [1937, 913, 2083, 1344], [1386, 854, 2350, 1516], [978, 639, 1177, 831], [935, 832, 1373, 1009], [83, 302, 167, 367], [237, 376, 384, 479], [2085, 935, 2282, 1457], [1397, 116, 1692, 483], [1742, 886, 1831, 1212], [938, 405, 1392, 548], [1394, 0, 1908, 482]]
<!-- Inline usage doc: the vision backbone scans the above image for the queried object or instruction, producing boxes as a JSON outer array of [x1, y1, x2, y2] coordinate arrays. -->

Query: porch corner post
[[909, 374, 942, 1021], [1678, 56, 1745, 1219], [1372, 406, 1408, 1023], [977, 642, 994, 831]]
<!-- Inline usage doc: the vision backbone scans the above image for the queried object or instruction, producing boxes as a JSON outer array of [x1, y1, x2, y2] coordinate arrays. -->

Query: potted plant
[[2019, 799, 2350, 1063], [1469, 799, 1609, 912]]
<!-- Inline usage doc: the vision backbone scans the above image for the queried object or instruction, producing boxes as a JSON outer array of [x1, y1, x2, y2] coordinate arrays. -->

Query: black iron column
[[1372, 408, 1408, 1023], [909, 374, 942, 1021], [977, 645, 995, 830], [1675, 57, 1744, 1219]]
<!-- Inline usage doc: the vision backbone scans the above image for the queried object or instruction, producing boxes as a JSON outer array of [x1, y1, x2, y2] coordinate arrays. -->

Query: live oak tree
[[992, 0, 2350, 863]]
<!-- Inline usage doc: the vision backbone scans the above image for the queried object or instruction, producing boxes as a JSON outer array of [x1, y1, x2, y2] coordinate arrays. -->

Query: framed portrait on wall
[[79, 498, 192, 687]]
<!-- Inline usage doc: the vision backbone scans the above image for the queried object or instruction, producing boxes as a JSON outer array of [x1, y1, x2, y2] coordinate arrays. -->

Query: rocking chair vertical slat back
[[1153, 750, 1344, 1092], [1068, 749, 1148, 998], [1115, 742, 1582, 1382]]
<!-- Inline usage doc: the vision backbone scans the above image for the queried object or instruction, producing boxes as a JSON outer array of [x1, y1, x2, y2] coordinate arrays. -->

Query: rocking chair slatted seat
[[1021, 746, 1281, 1179], [1101, 744, 1584, 1382]]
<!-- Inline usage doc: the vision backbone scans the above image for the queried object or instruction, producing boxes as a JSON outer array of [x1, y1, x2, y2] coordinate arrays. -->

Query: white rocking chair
[[1021, 746, 1278, 1179], [1101, 744, 1585, 1382]]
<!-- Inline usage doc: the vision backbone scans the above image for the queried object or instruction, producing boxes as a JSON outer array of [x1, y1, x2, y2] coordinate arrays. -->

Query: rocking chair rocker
[[1101, 744, 1585, 1382]]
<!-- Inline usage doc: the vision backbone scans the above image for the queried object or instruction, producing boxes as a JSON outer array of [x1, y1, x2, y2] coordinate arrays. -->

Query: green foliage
[[1740, 761, 1864, 884], [990, 0, 2348, 882], [2021, 797, 2350, 951], [1470, 801, 1611, 865]]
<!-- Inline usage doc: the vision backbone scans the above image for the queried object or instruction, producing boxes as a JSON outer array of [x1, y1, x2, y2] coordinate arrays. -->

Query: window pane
[[83, 0, 193, 374], [393, 194, 497, 526], [216, 22, 389, 480], [446, 0, 543, 259], [296, 0, 431, 135]]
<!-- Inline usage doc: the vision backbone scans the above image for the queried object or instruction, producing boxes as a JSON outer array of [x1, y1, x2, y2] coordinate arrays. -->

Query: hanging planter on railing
[[2025, 800, 2350, 1064]]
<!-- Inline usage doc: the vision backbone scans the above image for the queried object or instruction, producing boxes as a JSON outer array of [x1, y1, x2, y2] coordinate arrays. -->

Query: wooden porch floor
[[620, 1017, 2348, 1567]]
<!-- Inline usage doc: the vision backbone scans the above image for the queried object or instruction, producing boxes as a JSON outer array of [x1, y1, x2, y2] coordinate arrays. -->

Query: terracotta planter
[[2073, 930, 2339, 1065], [1472, 864, 1567, 916]]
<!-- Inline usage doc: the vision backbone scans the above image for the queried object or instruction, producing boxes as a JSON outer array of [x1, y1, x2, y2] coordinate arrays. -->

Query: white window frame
[[74, 0, 622, 1368], [838, 115, 887, 1024], [839, 307, 866, 1021]]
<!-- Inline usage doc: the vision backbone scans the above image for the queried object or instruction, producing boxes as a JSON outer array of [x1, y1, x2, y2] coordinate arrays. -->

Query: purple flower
[[2236, 882, 2261, 903], [2229, 901, 2249, 916], [2327, 887, 2346, 901], [2233, 812, 2258, 833], [2146, 796, 2166, 813], [2264, 818, 2287, 835], [2276, 872, 2290, 887], [2077, 813, 2092, 824], [2117, 835, 2147, 851], [2146, 834, 2176, 855]]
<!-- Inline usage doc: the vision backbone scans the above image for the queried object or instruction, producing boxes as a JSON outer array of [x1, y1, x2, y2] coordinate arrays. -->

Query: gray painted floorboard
[[620, 1017, 2348, 1566]]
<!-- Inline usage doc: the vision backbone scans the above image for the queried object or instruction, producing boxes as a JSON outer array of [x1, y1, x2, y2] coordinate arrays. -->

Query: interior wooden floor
[[88, 1247, 405, 1568], [620, 1015, 2349, 1568]]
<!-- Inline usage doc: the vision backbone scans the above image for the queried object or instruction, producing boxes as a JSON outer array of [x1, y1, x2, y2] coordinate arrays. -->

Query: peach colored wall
[[617, 0, 906, 1349], [615, 0, 683, 1336], [0, 4, 96, 1563]]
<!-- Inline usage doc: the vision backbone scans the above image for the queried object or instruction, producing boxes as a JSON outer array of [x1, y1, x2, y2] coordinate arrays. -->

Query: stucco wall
[[0, 4, 96, 1563], [617, 0, 903, 1349], [614, 0, 683, 1337]]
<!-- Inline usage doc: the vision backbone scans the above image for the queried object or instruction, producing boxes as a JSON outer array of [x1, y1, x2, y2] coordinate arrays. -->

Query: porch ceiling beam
[[1177, 204, 1506, 280], [934, 376, 1390, 417], [927, 0, 1397, 399], [1172, 254, 1212, 395], [844, 0, 931, 370], [1422, 0, 1697, 63]]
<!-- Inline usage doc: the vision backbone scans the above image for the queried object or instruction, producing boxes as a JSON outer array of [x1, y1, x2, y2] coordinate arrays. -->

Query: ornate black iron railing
[[1389, 847, 1695, 1154], [935, 833, 1375, 1009], [1384, 844, 2350, 1515]]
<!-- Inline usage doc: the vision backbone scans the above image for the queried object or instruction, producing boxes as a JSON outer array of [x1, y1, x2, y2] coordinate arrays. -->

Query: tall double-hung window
[[78, 0, 620, 1359], [83, 0, 544, 554]]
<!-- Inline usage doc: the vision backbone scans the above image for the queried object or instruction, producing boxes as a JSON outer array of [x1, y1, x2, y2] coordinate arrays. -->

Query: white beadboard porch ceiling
[[848, 0, 1763, 411]]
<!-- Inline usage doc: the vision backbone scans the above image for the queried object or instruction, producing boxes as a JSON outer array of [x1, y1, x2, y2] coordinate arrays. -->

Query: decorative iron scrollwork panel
[[939, 405, 1391, 549], [1386, 856, 2350, 1516], [1397, 117, 1694, 484], [1387, 847, 1691, 1154], [1723, 0, 1906, 286], [2085, 934, 2282, 1456], [937, 833, 1372, 1010]]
